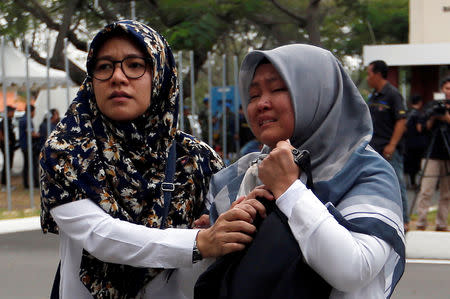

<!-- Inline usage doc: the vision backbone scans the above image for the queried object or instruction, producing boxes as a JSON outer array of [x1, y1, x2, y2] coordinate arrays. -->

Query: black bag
[[195, 149, 330, 298], [50, 262, 60, 299], [194, 199, 331, 299]]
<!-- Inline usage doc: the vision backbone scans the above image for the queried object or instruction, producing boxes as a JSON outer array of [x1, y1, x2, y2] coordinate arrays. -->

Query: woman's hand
[[244, 185, 274, 204], [193, 214, 210, 228], [232, 186, 273, 220], [196, 196, 266, 258], [258, 140, 300, 199]]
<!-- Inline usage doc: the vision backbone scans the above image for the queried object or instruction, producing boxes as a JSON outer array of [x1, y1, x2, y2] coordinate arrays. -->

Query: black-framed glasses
[[92, 56, 150, 81]]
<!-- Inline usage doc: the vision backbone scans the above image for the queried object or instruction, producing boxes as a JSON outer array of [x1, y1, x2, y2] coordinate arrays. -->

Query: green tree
[[0, 0, 264, 86], [0, 0, 408, 90]]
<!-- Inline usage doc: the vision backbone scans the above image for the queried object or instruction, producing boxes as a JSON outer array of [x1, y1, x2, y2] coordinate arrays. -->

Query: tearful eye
[[273, 87, 287, 92], [249, 88, 260, 102], [249, 94, 260, 102]]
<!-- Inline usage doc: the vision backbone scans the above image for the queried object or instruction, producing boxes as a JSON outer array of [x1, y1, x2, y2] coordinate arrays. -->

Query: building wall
[[410, 66, 440, 103], [410, 0, 450, 43], [387, 67, 400, 88]]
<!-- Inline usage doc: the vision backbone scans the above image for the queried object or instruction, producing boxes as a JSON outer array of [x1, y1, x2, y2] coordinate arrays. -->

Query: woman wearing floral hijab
[[201, 44, 405, 298], [40, 20, 256, 298]]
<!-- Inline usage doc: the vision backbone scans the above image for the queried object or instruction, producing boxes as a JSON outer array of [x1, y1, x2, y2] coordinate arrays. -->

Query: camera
[[425, 93, 450, 118], [426, 100, 450, 116]]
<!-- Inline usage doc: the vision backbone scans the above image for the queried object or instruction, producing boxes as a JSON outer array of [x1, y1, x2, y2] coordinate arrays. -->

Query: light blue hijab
[[239, 44, 372, 182], [208, 44, 405, 298]]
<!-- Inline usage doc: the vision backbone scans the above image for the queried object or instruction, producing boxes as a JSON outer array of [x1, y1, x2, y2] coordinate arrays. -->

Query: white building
[[363, 0, 450, 102]]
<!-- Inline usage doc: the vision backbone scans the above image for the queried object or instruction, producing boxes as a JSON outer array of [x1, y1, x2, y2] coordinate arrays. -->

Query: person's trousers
[[416, 159, 450, 229], [21, 148, 39, 188], [388, 150, 409, 223], [404, 147, 425, 186], [1, 146, 14, 185]]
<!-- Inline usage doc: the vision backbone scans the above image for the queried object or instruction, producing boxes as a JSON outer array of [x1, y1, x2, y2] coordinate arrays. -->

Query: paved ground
[[1, 228, 449, 299], [0, 160, 449, 298], [0, 230, 59, 299], [391, 262, 450, 299]]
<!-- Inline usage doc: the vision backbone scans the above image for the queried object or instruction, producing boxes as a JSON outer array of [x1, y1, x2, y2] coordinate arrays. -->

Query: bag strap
[[50, 142, 178, 296], [161, 141, 177, 229], [50, 262, 61, 299], [295, 149, 314, 191]]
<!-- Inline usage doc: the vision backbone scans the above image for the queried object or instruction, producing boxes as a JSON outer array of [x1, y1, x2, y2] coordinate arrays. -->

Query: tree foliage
[[0, 0, 408, 90]]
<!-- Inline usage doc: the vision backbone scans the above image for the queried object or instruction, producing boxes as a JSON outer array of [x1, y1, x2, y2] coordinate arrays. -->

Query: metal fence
[[178, 51, 242, 161], [0, 37, 246, 210], [1, 36, 72, 211]]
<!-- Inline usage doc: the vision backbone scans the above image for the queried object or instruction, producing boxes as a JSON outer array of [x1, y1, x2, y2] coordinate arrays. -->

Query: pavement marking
[[406, 230, 450, 260], [0, 216, 40, 234]]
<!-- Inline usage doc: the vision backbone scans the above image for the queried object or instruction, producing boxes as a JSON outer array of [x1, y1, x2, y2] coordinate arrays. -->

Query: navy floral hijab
[[40, 20, 223, 298]]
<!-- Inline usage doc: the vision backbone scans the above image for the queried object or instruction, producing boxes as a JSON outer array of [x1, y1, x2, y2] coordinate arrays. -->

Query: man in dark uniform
[[404, 95, 427, 189], [367, 60, 409, 232], [0, 105, 17, 189], [19, 105, 40, 188], [415, 78, 450, 231]]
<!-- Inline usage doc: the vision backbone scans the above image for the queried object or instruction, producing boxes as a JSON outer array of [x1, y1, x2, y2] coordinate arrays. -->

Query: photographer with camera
[[415, 77, 450, 231]]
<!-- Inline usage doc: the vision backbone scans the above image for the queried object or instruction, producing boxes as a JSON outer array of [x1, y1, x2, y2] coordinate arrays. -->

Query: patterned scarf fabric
[[40, 20, 223, 298]]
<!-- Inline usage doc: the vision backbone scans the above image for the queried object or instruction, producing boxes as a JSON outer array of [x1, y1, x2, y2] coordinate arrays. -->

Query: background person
[[215, 103, 236, 160], [236, 105, 255, 146], [0, 105, 17, 189], [367, 60, 409, 232], [198, 45, 405, 299], [40, 20, 254, 299], [198, 98, 210, 142], [38, 108, 60, 149], [19, 105, 40, 188], [236, 104, 261, 157], [415, 77, 450, 231], [404, 95, 427, 189]]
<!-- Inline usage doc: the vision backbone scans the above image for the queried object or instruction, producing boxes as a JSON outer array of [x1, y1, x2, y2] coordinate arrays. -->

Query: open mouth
[[259, 119, 275, 126]]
